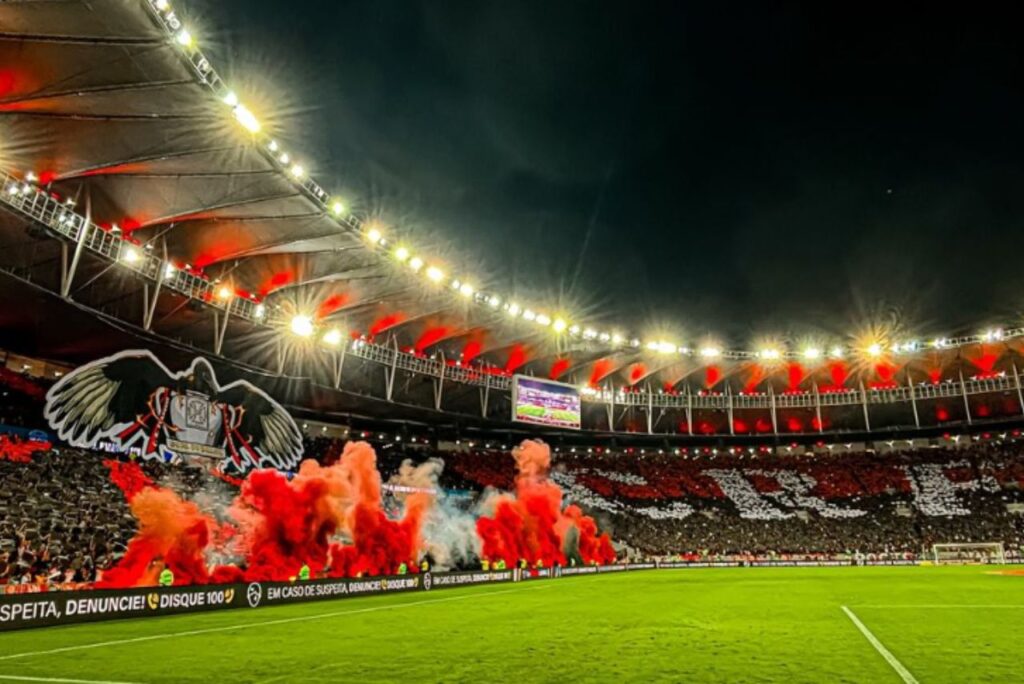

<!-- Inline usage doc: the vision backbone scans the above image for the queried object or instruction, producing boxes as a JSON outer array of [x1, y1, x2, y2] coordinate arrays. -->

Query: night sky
[[202, 1, 1024, 345]]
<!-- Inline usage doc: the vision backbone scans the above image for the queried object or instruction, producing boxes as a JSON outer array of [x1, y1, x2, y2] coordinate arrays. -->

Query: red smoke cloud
[[476, 440, 615, 568], [100, 440, 615, 587]]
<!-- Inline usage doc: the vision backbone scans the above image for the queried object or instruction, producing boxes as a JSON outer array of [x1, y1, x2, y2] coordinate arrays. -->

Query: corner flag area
[[1, 567, 1020, 683]]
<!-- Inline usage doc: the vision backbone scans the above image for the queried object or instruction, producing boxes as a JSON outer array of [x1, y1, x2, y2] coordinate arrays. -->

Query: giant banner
[[44, 350, 303, 471]]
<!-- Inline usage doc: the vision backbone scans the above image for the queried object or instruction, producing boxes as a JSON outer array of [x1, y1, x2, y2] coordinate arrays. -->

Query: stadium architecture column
[[960, 369, 973, 425], [433, 351, 446, 411], [908, 371, 921, 429], [647, 383, 654, 434], [859, 381, 871, 431], [1013, 362, 1024, 414], [726, 384, 735, 436], [385, 337, 399, 402], [142, 242, 168, 331], [813, 382, 824, 434], [60, 210, 90, 300], [685, 387, 694, 435], [479, 371, 491, 417], [769, 385, 779, 435], [332, 344, 347, 389]]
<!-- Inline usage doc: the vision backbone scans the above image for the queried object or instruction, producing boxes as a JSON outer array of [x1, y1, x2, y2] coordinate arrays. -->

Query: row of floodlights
[[7, 171, 1013, 361]]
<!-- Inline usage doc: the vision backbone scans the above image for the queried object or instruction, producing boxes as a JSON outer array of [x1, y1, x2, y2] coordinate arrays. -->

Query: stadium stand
[[3, 436, 1023, 592]]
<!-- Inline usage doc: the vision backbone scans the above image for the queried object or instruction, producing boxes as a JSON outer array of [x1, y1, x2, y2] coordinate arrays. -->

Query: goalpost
[[932, 542, 1005, 565]]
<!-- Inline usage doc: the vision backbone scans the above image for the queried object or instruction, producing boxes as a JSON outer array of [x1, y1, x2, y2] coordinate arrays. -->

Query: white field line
[[853, 604, 1024, 609], [0, 676, 143, 684], [841, 605, 919, 684], [0, 584, 551, 664]]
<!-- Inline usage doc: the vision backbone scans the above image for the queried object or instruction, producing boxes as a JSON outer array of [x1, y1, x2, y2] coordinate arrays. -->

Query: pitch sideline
[[841, 605, 919, 684], [0, 583, 553, 664]]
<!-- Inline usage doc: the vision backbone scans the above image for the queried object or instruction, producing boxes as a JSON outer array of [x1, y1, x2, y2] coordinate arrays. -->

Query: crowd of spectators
[[443, 443, 1024, 560]]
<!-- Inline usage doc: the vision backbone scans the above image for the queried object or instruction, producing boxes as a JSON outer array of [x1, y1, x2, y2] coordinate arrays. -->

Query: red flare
[[549, 358, 571, 380], [415, 326, 449, 355], [590, 358, 615, 387], [505, 344, 528, 373]]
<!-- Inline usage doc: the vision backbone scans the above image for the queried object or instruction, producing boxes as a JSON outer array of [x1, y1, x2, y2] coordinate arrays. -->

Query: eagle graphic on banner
[[44, 350, 303, 471]]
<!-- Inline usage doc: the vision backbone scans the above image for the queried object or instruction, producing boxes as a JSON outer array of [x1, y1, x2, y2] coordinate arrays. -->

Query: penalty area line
[[0, 676, 144, 684], [0, 583, 552, 664], [841, 606, 919, 684]]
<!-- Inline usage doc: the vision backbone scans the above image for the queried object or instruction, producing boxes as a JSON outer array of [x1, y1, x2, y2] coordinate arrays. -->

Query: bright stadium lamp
[[700, 346, 721, 358], [175, 29, 193, 47], [426, 266, 444, 283], [394, 246, 410, 262], [233, 105, 260, 133], [760, 348, 781, 360], [409, 256, 424, 272], [290, 315, 314, 338], [866, 342, 883, 358], [803, 347, 821, 360], [216, 285, 233, 301], [121, 246, 140, 264], [552, 318, 568, 333], [253, 304, 266, 319], [830, 346, 844, 359], [488, 295, 501, 308], [366, 227, 382, 243], [458, 282, 474, 297], [163, 263, 176, 279], [322, 328, 343, 346], [507, 303, 521, 316], [331, 200, 345, 216], [522, 309, 537, 321], [535, 314, 551, 326], [289, 164, 305, 179]]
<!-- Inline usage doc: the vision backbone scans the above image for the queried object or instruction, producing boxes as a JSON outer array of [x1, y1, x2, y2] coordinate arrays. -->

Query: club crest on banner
[[44, 350, 303, 471]]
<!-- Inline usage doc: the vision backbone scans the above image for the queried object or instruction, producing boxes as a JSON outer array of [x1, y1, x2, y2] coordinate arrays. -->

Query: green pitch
[[1, 567, 1021, 682]]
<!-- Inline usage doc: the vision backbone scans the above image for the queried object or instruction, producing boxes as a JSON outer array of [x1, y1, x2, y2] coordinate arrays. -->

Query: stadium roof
[[3, 0, 1024, 395]]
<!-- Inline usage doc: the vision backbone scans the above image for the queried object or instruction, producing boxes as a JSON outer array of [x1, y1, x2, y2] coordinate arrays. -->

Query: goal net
[[932, 542, 1005, 565]]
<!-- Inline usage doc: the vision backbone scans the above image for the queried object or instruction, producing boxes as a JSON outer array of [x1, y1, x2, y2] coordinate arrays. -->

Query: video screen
[[511, 375, 582, 430]]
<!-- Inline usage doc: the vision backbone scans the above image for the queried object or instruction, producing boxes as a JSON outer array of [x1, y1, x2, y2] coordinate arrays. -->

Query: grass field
[[0, 567, 1021, 683]]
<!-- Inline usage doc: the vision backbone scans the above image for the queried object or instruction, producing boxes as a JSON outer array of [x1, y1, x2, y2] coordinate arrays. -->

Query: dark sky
[[202, 1, 1024, 345]]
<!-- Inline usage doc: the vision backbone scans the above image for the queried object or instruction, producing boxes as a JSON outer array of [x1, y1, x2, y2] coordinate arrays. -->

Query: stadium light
[[409, 256, 424, 272], [488, 295, 501, 308], [426, 266, 444, 283], [216, 285, 233, 301], [552, 318, 567, 333], [289, 164, 304, 179], [233, 105, 260, 133], [507, 303, 521, 317], [522, 309, 537, 322], [394, 246, 410, 262], [830, 346, 845, 359], [254, 304, 266, 320], [366, 227, 382, 244], [803, 347, 821, 360], [163, 263, 176, 279], [121, 246, 140, 264], [331, 200, 345, 216], [222, 91, 238, 107], [322, 328, 343, 346], [175, 29, 193, 46], [866, 342, 883, 358], [458, 282, 474, 297], [535, 314, 551, 326], [760, 348, 781, 360], [700, 346, 721, 358], [290, 315, 314, 338]]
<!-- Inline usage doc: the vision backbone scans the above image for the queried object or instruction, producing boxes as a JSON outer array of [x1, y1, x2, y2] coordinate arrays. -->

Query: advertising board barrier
[[0, 558, 981, 632]]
